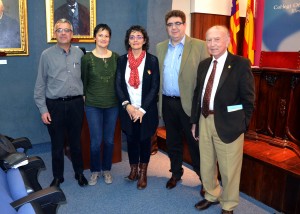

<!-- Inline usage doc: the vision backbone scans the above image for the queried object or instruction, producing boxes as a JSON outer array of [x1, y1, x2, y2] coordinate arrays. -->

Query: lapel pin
[[228, 65, 231, 69], [148, 70, 152, 75]]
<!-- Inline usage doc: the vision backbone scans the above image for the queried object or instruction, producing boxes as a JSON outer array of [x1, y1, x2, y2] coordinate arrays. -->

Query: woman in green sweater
[[81, 24, 119, 186]]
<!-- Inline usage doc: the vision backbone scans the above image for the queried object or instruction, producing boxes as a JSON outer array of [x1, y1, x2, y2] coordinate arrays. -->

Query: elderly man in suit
[[156, 10, 209, 191], [54, 0, 90, 35], [190, 25, 255, 214]]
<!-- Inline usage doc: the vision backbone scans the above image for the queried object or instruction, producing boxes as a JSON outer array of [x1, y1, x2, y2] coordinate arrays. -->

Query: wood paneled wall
[[191, 13, 245, 56]]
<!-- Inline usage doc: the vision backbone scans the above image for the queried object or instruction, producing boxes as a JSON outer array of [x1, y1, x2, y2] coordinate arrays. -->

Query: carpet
[[29, 143, 279, 214]]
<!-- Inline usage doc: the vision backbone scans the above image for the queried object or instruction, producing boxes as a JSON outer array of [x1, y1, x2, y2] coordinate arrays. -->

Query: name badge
[[227, 104, 243, 112]]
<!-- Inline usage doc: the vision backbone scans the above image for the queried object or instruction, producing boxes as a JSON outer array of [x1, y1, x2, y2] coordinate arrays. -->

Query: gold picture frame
[[0, 0, 28, 56], [46, 0, 96, 43]]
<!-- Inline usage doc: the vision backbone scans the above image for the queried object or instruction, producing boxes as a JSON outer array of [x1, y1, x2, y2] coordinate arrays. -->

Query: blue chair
[[0, 134, 45, 191], [0, 135, 66, 214], [0, 167, 66, 214]]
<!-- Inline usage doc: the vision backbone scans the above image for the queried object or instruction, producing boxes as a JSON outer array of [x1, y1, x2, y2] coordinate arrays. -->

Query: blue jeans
[[85, 105, 118, 172]]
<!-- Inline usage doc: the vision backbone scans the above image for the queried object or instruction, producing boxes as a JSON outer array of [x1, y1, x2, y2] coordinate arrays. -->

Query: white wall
[[191, 0, 248, 17], [172, 0, 191, 35], [171, 0, 249, 37]]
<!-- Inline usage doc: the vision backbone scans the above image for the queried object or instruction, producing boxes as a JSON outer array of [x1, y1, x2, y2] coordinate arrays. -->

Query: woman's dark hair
[[124, 25, 149, 51], [93, 23, 111, 38]]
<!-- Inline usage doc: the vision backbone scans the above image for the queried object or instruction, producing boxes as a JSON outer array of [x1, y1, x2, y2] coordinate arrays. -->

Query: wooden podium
[[79, 115, 122, 169], [240, 51, 300, 214]]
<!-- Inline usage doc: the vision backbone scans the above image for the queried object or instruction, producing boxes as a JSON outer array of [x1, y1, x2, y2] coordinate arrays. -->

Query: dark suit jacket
[[116, 53, 160, 140], [190, 52, 255, 143], [54, 3, 90, 35]]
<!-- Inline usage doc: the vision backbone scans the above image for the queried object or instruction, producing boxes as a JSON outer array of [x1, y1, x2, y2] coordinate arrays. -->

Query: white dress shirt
[[201, 51, 228, 110], [125, 54, 146, 113]]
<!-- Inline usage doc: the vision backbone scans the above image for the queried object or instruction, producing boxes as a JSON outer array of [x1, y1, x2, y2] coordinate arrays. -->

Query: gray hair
[[54, 18, 73, 31]]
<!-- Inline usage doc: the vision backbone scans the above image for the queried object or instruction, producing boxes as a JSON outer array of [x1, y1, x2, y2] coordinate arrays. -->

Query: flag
[[243, 0, 255, 65], [228, 0, 240, 54]]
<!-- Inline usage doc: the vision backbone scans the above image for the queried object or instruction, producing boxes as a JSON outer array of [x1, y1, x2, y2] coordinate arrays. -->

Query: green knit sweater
[[81, 51, 119, 108]]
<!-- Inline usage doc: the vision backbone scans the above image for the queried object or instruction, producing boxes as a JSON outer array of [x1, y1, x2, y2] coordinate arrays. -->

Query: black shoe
[[222, 209, 233, 214], [166, 176, 181, 189], [50, 178, 64, 187], [75, 173, 88, 187], [194, 199, 219, 210]]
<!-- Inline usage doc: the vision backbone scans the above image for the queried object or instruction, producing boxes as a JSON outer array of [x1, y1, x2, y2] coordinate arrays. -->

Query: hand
[[41, 112, 51, 124], [126, 104, 136, 120], [132, 109, 144, 123], [191, 124, 199, 141]]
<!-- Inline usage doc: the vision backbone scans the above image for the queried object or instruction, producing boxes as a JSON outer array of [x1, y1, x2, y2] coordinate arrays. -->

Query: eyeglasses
[[55, 28, 73, 33], [129, 35, 144, 40], [166, 22, 184, 28]]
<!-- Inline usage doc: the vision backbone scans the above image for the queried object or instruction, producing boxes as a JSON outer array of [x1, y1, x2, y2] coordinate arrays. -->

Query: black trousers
[[126, 121, 151, 165], [46, 96, 84, 179], [162, 95, 200, 179]]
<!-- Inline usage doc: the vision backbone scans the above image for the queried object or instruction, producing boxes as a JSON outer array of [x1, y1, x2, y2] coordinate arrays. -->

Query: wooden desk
[[65, 115, 122, 169], [80, 115, 122, 169], [241, 139, 300, 214], [157, 126, 192, 165]]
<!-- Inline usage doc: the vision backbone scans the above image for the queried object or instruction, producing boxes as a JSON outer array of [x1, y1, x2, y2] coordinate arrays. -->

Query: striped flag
[[228, 0, 240, 54], [243, 0, 255, 65]]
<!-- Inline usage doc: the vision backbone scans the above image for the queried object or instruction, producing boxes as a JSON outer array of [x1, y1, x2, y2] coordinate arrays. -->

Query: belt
[[163, 95, 180, 99], [54, 95, 82, 101]]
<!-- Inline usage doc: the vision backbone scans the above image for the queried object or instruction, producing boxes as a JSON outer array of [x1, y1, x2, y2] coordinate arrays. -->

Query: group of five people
[[34, 9, 255, 214]]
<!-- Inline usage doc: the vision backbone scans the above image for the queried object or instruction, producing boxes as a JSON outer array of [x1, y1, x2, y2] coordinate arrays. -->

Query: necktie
[[202, 60, 218, 118]]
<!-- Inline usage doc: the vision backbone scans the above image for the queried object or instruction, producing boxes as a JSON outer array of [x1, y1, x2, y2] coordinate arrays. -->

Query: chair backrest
[[0, 167, 11, 197], [0, 135, 27, 170], [7, 168, 28, 201], [259, 51, 300, 69], [0, 135, 16, 158], [0, 167, 35, 214]]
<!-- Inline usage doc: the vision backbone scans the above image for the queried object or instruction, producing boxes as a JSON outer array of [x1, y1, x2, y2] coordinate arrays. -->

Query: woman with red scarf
[[116, 25, 159, 189]]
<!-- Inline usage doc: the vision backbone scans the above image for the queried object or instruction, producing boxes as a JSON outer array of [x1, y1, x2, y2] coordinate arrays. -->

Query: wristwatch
[[122, 101, 130, 110], [123, 103, 130, 110]]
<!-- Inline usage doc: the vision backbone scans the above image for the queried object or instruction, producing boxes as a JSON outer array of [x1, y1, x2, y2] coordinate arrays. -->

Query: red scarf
[[128, 49, 146, 89]]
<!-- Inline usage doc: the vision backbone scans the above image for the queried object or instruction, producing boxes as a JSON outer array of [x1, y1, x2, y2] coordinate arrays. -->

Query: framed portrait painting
[[46, 0, 96, 43], [0, 0, 28, 56]]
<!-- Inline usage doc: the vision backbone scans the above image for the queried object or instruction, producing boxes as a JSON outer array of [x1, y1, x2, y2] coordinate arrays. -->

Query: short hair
[[54, 18, 73, 31], [93, 23, 111, 38], [206, 25, 230, 38], [124, 25, 149, 51], [165, 10, 186, 24]]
